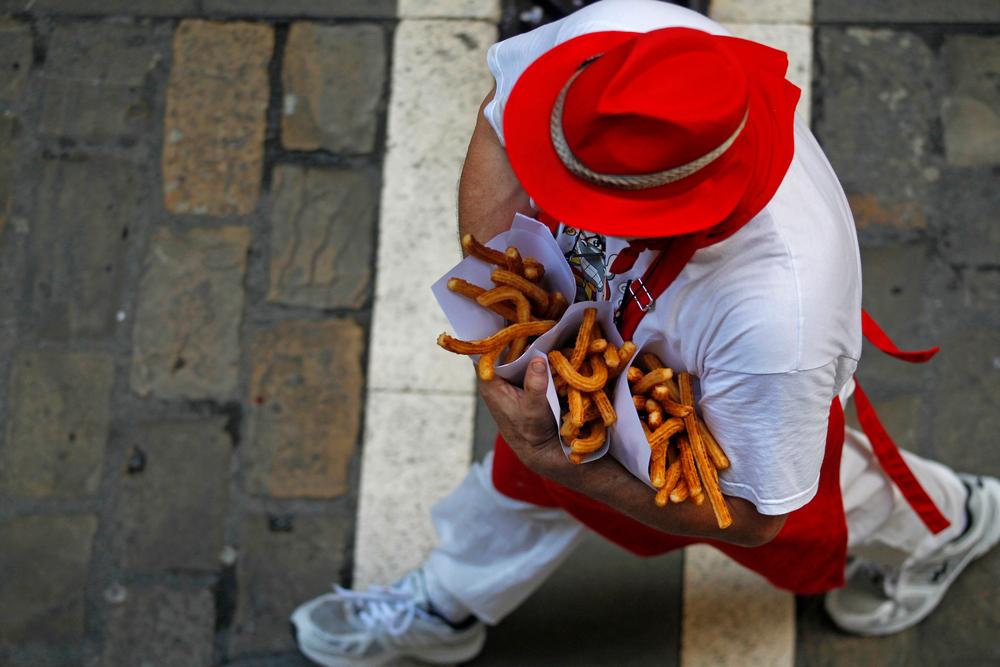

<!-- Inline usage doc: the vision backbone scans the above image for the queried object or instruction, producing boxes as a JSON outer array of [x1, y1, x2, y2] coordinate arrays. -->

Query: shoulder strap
[[617, 234, 702, 340]]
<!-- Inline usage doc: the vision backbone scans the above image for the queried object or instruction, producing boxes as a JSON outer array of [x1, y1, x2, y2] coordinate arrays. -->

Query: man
[[290, 2, 999, 665]]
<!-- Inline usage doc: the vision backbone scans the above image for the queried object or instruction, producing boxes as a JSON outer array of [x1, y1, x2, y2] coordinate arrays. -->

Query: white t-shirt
[[485, 0, 863, 515]]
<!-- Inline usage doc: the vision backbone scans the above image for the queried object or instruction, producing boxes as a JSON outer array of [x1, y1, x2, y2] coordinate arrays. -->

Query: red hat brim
[[503, 29, 800, 238]]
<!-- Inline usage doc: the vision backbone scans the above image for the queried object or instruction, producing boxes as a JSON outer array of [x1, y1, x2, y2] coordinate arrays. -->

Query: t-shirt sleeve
[[697, 361, 839, 515]]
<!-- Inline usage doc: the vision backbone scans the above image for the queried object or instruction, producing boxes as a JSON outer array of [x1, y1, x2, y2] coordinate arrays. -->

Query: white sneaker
[[825, 474, 1000, 635], [290, 569, 486, 667]]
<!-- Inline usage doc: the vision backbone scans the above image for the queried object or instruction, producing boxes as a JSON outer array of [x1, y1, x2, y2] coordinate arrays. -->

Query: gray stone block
[[100, 585, 215, 667], [30, 156, 144, 339], [24, 0, 197, 13], [0, 111, 17, 235], [267, 166, 377, 309], [282, 23, 386, 154], [2, 349, 114, 498], [815, 0, 1000, 23], [245, 319, 364, 498], [816, 28, 942, 233], [38, 22, 168, 141], [860, 242, 928, 341], [162, 20, 272, 216], [931, 168, 1000, 268], [201, 0, 396, 18], [113, 418, 231, 572], [855, 242, 934, 396], [0, 21, 32, 104], [229, 512, 352, 657], [929, 327, 1000, 470], [130, 226, 249, 401], [0, 514, 97, 645], [940, 35, 1000, 167]]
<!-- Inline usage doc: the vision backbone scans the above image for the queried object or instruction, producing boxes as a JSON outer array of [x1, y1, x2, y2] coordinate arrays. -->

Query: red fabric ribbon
[[852, 381, 951, 534], [861, 309, 940, 363]]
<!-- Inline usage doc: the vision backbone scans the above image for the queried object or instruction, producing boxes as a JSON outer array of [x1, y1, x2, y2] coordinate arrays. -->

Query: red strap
[[861, 309, 939, 363], [618, 234, 702, 340], [852, 381, 951, 534]]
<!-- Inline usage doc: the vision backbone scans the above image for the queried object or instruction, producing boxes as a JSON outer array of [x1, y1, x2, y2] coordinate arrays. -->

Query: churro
[[504, 246, 524, 276], [462, 233, 507, 266], [437, 320, 555, 355], [492, 269, 550, 312], [549, 351, 609, 392]]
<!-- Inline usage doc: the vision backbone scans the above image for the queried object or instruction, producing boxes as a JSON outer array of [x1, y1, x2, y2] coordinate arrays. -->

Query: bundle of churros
[[437, 234, 569, 381], [628, 353, 733, 529], [551, 307, 636, 464]]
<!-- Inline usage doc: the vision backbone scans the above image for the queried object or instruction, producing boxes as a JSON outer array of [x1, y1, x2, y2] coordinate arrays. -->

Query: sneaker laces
[[331, 583, 425, 640]]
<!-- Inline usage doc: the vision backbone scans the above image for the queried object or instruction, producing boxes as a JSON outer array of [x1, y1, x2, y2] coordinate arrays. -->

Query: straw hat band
[[550, 60, 750, 191]]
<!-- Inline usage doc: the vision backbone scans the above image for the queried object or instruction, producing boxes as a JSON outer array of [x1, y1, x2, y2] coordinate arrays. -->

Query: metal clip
[[627, 279, 655, 313]]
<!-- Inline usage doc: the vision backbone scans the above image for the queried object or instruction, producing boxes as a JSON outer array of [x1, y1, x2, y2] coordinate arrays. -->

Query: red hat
[[503, 27, 801, 238]]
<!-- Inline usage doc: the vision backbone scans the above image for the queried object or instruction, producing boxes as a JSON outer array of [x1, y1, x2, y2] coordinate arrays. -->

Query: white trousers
[[424, 386, 969, 625]]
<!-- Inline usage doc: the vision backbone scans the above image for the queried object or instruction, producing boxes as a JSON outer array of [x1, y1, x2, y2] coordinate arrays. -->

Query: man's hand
[[478, 358, 563, 476]]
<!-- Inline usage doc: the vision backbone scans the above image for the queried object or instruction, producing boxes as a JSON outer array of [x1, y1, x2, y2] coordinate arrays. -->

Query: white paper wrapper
[[535, 300, 622, 464], [430, 214, 577, 385], [608, 333, 671, 489]]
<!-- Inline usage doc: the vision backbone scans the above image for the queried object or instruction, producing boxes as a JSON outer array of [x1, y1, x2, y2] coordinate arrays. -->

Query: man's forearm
[[457, 88, 535, 248], [540, 447, 784, 548]]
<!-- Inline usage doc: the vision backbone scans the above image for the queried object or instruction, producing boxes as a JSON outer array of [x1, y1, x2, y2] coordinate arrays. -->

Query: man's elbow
[[727, 509, 787, 548]]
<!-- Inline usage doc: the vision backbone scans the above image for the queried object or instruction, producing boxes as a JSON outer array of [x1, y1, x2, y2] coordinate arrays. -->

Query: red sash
[[491, 223, 949, 595]]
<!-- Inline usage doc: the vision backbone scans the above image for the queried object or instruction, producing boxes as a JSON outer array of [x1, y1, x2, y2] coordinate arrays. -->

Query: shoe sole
[[827, 475, 1000, 636], [291, 609, 487, 667]]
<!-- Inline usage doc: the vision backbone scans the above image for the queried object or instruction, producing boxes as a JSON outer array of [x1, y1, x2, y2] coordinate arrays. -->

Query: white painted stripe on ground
[[683, 4, 813, 667], [682, 545, 796, 666], [728, 22, 814, 123], [354, 13, 498, 593], [398, 0, 501, 20], [709, 0, 812, 24], [365, 20, 497, 396], [354, 390, 477, 588]]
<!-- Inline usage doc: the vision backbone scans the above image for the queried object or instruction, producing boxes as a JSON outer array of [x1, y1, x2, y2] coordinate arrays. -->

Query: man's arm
[[458, 88, 537, 247], [479, 359, 788, 549]]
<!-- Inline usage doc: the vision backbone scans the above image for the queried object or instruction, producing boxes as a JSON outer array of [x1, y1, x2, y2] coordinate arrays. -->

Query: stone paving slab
[[815, 0, 1000, 24], [245, 319, 365, 499], [113, 418, 231, 572], [100, 584, 216, 667], [1, 0, 396, 17], [0, 2, 387, 665], [939, 35, 1000, 167], [282, 23, 387, 154], [267, 166, 378, 309], [5, 0, 199, 15], [162, 19, 272, 216], [0, 21, 31, 104], [815, 27, 942, 234], [2, 349, 114, 498], [0, 111, 18, 243], [202, 0, 397, 19], [38, 22, 169, 142], [130, 225, 250, 401], [0, 514, 98, 645], [30, 156, 148, 339]]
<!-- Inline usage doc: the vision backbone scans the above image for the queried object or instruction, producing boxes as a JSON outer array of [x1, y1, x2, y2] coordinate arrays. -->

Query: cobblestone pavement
[[0, 4, 388, 666], [0, 1, 997, 667]]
